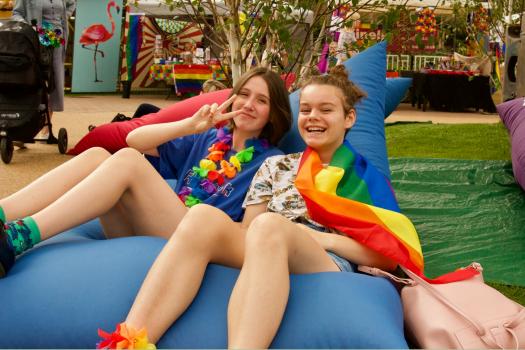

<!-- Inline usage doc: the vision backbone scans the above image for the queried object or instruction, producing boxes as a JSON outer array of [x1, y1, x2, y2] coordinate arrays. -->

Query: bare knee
[[177, 204, 224, 236], [184, 204, 226, 223], [110, 147, 147, 171], [80, 147, 111, 166], [113, 147, 144, 161], [169, 204, 230, 251], [245, 213, 288, 253]]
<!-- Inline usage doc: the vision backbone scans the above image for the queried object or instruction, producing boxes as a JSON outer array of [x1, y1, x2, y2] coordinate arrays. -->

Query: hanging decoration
[[415, 8, 437, 35], [472, 6, 489, 33], [154, 18, 187, 34]]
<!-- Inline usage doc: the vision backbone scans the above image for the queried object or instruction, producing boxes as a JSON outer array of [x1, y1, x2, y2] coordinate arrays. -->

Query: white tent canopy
[[380, 0, 460, 9], [129, 0, 314, 23], [131, 0, 486, 17], [128, 0, 230, 17], [350, 0, 477, 14]]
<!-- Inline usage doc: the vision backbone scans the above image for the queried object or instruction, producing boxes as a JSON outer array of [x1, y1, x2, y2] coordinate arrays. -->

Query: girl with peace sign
[[0, 67, 292, 277], [95, 66, 396, 349]]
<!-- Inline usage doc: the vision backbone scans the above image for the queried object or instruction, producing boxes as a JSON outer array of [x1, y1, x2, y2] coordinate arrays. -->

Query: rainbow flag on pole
[[295, 141, 478, 284]]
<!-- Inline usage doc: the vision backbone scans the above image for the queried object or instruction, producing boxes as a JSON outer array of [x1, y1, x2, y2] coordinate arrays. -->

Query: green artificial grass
[[386, 122, 511, 160], [488, 282, 525, 306], [386, 122, 525, 306]]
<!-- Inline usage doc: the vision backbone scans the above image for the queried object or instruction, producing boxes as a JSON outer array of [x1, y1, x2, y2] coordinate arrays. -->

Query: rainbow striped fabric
[[125, 15, 142, 81], [173, 64, 212, 81], [295, 141, 477, 283], [173, 64, 212, 95]]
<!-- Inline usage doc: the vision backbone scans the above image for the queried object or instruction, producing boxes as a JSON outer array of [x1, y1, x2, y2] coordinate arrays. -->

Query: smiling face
[[231, 75, 271, 138], [299, 84, 356, 162]]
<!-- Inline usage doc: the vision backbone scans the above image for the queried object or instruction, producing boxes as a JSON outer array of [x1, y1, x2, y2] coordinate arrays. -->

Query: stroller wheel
[[57, 128, 68, 154], [0, 138, 13, 164]]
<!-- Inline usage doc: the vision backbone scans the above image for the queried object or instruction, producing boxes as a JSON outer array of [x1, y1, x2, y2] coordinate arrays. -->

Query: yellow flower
[[116, 323, 156, 350], [200, 159, 217, 171], [229, 155, 241, 171]]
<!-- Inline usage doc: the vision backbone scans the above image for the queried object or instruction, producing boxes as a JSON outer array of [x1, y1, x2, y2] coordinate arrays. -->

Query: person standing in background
[[12, 0, 76, 142], [336, 12, 360, 65]]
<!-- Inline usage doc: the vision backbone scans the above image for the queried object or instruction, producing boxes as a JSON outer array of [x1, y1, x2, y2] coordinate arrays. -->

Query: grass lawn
[[386, 122, 511, 160], [385, 122, 525, 306]]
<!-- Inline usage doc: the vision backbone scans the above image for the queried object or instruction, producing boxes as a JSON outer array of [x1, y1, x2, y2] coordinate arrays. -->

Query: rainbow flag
[[173, 65, 213, 81], [295, 141, 478, 284], [126, 15, 142, 82]]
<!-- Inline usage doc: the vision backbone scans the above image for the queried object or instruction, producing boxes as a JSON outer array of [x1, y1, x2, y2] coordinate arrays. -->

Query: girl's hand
[[190, 94, 242, 133]]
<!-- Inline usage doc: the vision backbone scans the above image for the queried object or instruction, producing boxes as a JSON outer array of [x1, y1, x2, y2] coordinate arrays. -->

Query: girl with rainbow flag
[[96, 65, 477, 349]]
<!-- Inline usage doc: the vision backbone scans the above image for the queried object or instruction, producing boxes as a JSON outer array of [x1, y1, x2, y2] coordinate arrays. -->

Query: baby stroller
[[0, 20, 67, 164]]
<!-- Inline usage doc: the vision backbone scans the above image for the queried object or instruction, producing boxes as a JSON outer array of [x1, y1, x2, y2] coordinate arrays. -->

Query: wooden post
[[516, 12, 525, 97]]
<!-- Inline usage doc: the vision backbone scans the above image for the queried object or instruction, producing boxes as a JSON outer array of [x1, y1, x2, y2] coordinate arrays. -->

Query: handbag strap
[[357, 265, 415, 286], [498, 309, 525, 349]]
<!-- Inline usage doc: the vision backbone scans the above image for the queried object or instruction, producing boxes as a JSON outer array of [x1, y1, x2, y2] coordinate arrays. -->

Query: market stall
[[409, 70, 496, 112], [120, 1, 231, 95]]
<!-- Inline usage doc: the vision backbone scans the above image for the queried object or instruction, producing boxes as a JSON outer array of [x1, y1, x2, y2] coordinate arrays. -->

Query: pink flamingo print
[[79, 0, 120, 82]]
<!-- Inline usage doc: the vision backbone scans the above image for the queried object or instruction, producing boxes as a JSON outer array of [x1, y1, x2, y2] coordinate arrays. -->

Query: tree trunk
[[516, 12, 525, 97], [225, 26, 243, 85]]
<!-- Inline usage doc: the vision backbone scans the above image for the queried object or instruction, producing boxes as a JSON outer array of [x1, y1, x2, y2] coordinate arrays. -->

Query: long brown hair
[[230, 67, 292, 145]]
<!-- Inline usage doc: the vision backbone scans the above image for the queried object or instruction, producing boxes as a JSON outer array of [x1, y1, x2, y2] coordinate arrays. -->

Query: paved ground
[[0, 93, 501, 197], [386, 103, 500, 124]]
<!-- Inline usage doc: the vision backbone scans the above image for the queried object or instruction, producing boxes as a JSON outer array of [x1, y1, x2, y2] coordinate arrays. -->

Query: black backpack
[[0, 20, 42, 89]]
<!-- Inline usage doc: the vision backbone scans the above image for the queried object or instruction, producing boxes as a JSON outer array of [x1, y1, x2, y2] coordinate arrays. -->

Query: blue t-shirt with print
[[155, 128, 283, 222]]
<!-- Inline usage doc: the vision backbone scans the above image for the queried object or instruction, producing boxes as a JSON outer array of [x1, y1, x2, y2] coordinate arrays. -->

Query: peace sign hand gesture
[[190, 94, 242, 133]]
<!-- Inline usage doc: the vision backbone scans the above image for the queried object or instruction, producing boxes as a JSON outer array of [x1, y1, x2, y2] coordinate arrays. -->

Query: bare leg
[[31, 148, 188, 240], [98, 202, 135, 239], [228, 213, 339, 348], [125, 204, 246, 343], [38, 108, 53, 137], [0, 147, 111, 221]]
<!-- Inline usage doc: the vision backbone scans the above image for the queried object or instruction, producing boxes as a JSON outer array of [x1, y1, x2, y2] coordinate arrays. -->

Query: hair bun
[[328, 65, 350, 80]]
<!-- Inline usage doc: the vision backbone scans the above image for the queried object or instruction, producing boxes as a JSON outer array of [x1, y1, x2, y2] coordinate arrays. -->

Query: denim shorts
[[327, 251, 356, 272], [299, 219, 356, 272]]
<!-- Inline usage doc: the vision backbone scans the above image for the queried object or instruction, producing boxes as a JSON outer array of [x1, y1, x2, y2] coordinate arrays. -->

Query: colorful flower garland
[[179, 127, 269, 207], [37, 21, 65, 48], [415, 7, 437, 35]]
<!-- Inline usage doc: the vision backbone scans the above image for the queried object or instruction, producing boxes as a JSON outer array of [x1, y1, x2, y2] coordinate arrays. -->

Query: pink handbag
[[359, 263, 525, 349]]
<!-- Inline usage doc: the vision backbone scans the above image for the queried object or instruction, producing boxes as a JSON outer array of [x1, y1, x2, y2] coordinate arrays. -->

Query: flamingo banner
[[72, 0, 124, 92]]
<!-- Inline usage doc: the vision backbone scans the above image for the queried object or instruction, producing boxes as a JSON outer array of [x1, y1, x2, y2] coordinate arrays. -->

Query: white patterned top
[[243, 152, 327, 230]]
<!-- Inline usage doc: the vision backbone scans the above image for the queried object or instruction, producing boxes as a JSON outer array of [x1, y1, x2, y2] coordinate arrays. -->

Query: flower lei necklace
[[37, 21, 65, 48], [179, 127, 269, 207]]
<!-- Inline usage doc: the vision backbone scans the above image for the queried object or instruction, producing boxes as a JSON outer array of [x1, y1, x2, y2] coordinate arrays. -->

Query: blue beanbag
[[279, 41, 391, 179], [385, 77, 412, 118], [0, 220, 407, 348], [0, 42, 407, 348]]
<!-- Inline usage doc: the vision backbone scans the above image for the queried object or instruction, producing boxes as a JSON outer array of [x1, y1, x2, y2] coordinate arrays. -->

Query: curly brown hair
[[300, 65, 366, 116]]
